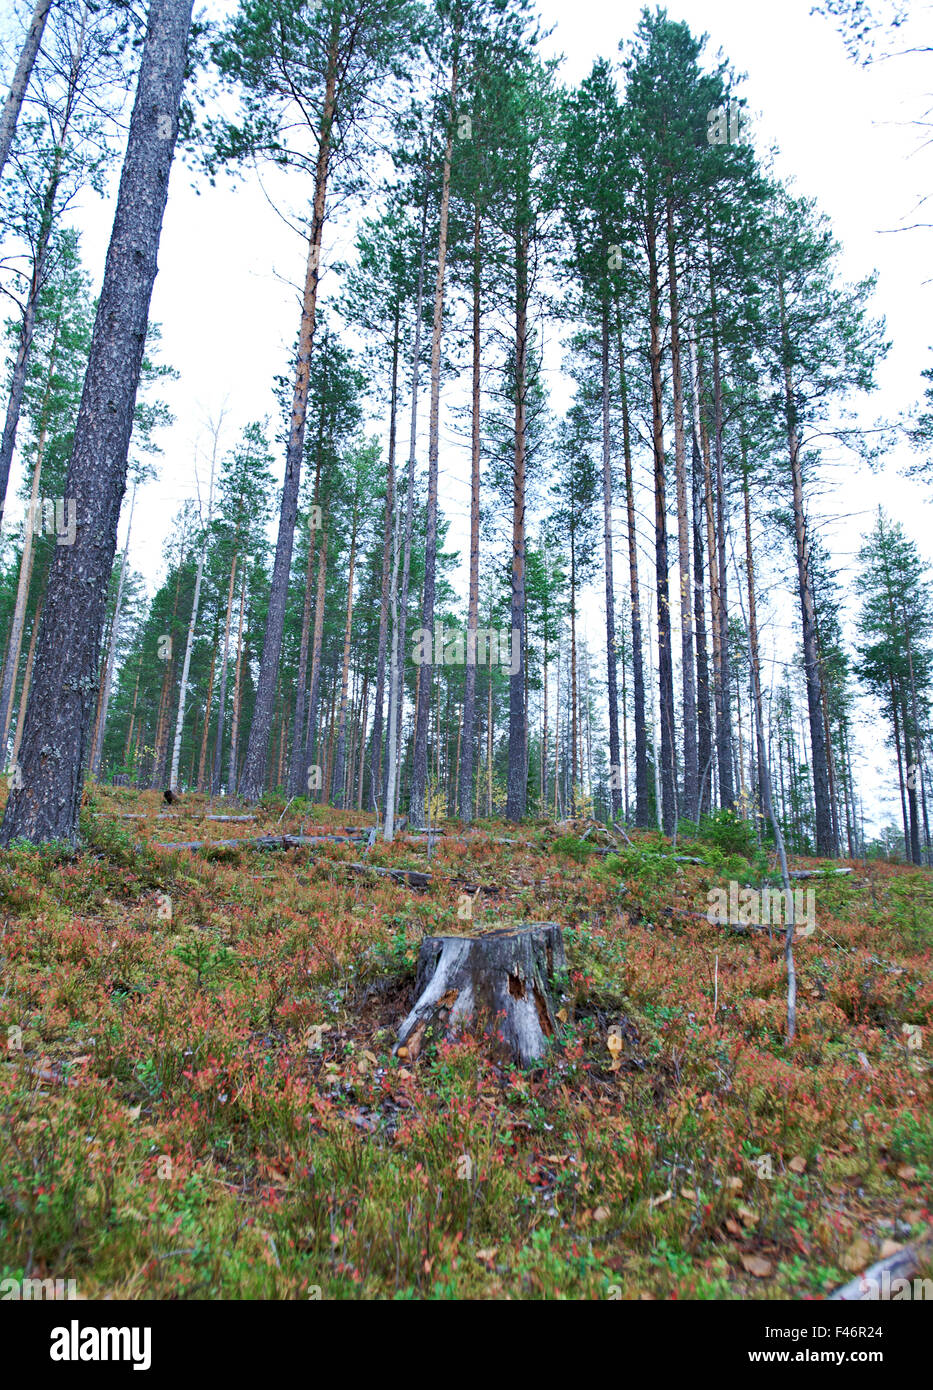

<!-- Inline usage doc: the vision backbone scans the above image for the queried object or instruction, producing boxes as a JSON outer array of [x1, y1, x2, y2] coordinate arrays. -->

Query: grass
[[0, 787, 930, 1299]]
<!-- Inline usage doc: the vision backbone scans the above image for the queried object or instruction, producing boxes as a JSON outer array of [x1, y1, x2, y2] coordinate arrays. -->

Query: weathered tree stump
[[396, 922, 566, 1067]]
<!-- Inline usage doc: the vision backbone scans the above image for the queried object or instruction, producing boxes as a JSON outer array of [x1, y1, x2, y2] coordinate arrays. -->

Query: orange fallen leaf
[[740, 1254, 772, 1278], [788, 1155, 807, 1174]]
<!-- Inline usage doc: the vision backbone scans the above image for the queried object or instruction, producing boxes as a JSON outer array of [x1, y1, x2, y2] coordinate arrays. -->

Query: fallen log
[[345, 862, 432, 889], [829, 1227, 933, 1299], [151, 833, 366, 852], [396, 922, 565, 1067], [788, 867, 853, 879]]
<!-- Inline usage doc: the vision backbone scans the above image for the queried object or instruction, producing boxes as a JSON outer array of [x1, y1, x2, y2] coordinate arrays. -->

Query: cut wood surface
[[396, 922, 565, 1067]]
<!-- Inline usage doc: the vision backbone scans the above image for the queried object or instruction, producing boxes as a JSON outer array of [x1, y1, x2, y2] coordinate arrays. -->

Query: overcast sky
[[4, 0, 932, 835]]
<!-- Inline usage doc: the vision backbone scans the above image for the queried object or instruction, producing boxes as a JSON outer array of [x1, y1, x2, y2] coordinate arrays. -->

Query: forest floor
[[0, 786, 930, 1300]]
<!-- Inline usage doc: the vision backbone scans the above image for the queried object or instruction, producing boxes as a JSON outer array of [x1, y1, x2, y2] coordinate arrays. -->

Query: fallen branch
[[788, 868, 853, 880], [151, 833, 366, 852], [344, 862, 432, 889], [611, 820, 635, 847]]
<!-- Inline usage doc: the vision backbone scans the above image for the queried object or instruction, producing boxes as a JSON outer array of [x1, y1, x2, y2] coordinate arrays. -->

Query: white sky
[[5, 0, 933, 835]]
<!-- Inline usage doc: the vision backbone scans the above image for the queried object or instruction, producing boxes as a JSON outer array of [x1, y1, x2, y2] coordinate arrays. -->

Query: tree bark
[[506, 218, 528, 823], [600, 301, 621, 818], [227, 556, 248, 794], [211, 547, 238, 795], [0, 0, 193, 847], [666, 198, 698, 820], [616, 324, 648, 827], [90, 484, 136, 777], [238, 23, 337, 800], [367, 312, 398, 812], [0, 0, 53, 182], [410, 34, 460, 828], [778, 272, 834, 855], [330, 513, 357, 807], [708, 244, 734, 811], [396, 922, 566, 1067], [302, 525, 328, 791], [460, 199, 482, 821], [648, 226, 676, 834]]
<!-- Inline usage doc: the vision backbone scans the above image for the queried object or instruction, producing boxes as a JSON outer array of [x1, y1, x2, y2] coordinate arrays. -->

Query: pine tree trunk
[[570, 537, 578, 816], [486, 664, 493, 817], [506, 218, 528, 823], [708, 245, 734, 811], [0, 0, 193, 845], [692, 422, 712, 818], [410, 36, 460, 828], [778, 274, 833, 855], [0, 143, 65, 531], [616, 326, 649, 827], [666, 199, 698, 820], [10, 613, 39, 769], [212, 548, 238, 795], [743, 473, 767, 821], [648, 229, 676, 834], [198, 632, 217, 791], [227, 557, 248, 795], [696, 339, 724, 814], [286, 388, 326, 797], [330, 518, 357, 807], [239, 24, 338, 800], [460, 200, 482, 821], [91, 485, 136, 777], [288, 520, 318, 797], [368, 317, 398, 812], [0, 422, 45, 750], [385, 120, 434, 839], [303, 526, 328, 793], [124, 658, 142, 770], [600, 301, 621, 818]]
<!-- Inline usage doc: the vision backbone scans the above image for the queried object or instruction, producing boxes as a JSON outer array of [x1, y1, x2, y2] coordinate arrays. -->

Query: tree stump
[[396, 922, 566, 1067]]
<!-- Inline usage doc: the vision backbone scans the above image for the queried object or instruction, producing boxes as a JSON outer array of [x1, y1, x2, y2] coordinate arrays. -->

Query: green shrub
[[698, 808, 755, 857], [552, 834, 593, 863]]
